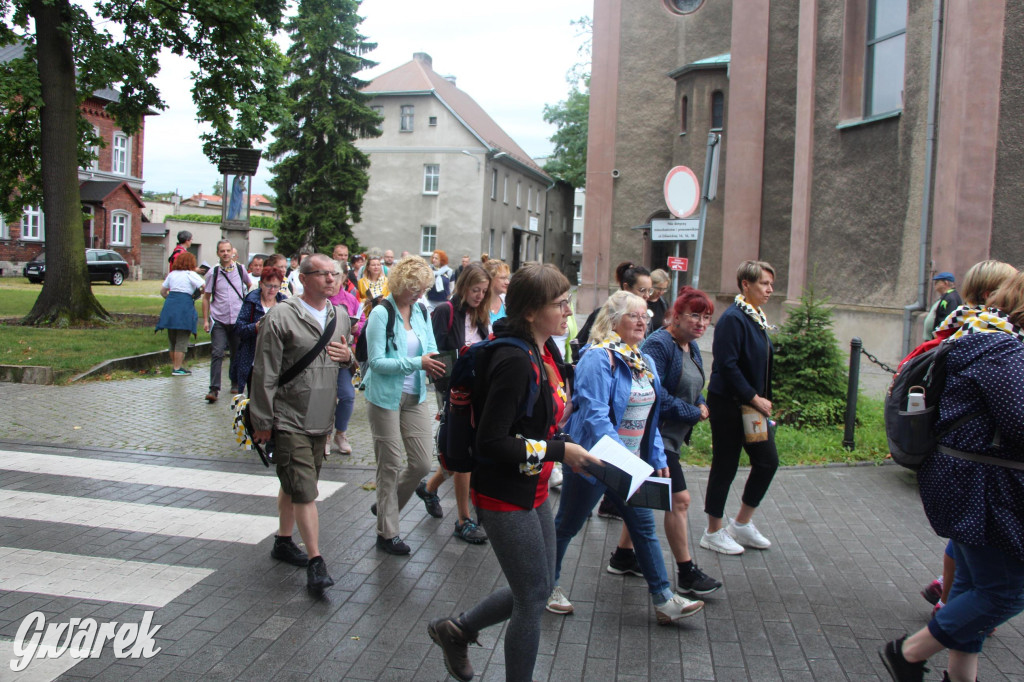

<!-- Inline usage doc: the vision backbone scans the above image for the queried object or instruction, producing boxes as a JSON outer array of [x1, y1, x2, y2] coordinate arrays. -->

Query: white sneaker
[[700, 527, 745, 555], [654, 594, 705, 625], [549, 463, 563, 488], [726, 518, 771, 549], [545, 585, 573, 614]]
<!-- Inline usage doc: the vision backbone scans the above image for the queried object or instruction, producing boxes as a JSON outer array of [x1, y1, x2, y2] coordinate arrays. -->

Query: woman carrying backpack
[[364, 256, 447, 556], [418, 263, 492, 545], [427, 263, 602, 682], [880, 271, 1024, 682]]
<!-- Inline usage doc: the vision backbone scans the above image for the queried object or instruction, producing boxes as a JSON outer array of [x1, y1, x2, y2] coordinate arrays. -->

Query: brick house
[[0, 44, 147, 277]]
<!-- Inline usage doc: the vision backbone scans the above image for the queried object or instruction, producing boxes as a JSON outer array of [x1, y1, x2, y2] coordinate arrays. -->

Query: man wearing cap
[[931, 271, 963, 334]]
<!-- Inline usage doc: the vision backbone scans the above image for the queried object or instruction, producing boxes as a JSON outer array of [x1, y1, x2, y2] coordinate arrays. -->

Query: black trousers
[[703, 391, 779, 519]]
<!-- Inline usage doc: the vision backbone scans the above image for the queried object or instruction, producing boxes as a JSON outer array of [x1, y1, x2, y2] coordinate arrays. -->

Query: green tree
[[543, 16, 591, 189], [268, 0, 381, 255], [772, 283, 849, 427], [0, 0, 287, 325]]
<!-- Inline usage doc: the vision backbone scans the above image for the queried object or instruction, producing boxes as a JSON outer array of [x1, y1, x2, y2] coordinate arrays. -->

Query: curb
[[69, 341, 213, 383]]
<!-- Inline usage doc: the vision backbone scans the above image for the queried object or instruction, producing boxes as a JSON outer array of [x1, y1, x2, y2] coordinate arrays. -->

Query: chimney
[[412, 52, 432, 68], [443, 75, 457, 86]]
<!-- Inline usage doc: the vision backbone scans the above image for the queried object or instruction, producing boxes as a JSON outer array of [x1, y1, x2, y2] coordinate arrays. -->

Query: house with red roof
[[358, 53, 574, 272]]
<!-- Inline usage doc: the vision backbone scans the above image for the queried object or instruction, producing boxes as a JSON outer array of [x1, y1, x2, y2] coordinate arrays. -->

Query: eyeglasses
[[261, 283, 282, 291], [632, 287, 653, 296], [681, 313, 713, 323], [654, 286, 670, 294], [407, 285, 424, 294], [549, 298, 573, 312], [624, 312, 648, 323], [304, 270, 336, 279]]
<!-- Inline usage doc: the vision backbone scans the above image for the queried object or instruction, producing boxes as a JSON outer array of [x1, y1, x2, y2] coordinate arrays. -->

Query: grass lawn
[[0, 278, 209, 380]]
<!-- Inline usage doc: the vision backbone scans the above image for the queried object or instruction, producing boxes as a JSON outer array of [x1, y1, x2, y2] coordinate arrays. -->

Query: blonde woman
[[483, 258, 510, 325]]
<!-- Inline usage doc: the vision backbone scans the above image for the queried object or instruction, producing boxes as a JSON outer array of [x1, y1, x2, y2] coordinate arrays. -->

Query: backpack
[[436, 337, 541, 473], [884, 339, 983, 470], [354, 298, 428, 363]]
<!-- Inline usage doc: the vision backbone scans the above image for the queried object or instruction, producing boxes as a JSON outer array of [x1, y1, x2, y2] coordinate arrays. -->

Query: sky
[[142, 0, 593, 198]]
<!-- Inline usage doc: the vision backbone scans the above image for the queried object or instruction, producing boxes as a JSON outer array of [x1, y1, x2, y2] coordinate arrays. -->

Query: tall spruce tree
[[268, 0, 381, 255]]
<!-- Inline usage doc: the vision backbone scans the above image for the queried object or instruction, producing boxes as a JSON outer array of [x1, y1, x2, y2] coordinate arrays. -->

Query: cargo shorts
[[274, 430, 327, 504]]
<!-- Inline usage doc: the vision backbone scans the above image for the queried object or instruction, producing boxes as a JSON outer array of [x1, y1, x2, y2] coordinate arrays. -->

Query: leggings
[[334, 367, 355, 431], [459, 500, 556, 682], [704, 392, 779, 519]]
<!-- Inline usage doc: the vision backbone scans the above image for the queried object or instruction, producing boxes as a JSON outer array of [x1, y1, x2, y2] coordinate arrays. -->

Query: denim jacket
[[566, 344, 668, 470], [641, 328, 707, 428], [363, 295, 437, 410]]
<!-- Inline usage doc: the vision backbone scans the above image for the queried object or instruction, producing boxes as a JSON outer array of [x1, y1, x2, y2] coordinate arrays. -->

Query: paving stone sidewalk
[[1, 369, 1022, 681]]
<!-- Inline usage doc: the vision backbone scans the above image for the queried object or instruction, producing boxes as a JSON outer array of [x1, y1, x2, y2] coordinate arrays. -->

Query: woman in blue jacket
[[365, 256, 447, 556], [700, 260, 778, 555], [548, 290, 705, 624]]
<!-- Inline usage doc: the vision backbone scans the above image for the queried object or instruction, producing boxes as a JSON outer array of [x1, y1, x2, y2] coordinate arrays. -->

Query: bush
[[771, 284, 848, 427]]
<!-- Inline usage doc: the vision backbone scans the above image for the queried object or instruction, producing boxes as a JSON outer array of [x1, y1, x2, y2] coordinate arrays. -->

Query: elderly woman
[[157, 251, 204, 375], [365, 256, 447, 555], [329, 261, 364, 456], [700, 260, 778, 555], [357, 254, 390, 308], [234, 266, 286, 395], [419, 263, 492, 544], [427, 263, 601, 682], [483, 258, 510, 325], [425, 249, 454, 314], [547, 290, 705, 624], [881, 271, 1024, 682]]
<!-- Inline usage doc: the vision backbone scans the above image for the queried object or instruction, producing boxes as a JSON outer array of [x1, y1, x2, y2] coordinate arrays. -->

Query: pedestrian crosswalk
[[0, 447, 347, 680]]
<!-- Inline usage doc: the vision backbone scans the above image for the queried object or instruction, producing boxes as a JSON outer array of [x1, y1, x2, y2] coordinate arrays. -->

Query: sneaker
[[333, 431, 352, 455], [654, 594, 705, 625], [677, 563, 722, 597], [545, 586, 574, 614], [606, 549, 643, 577], [306, 556, 334, 592], [921, 578, 942, 605], [700, 527, 745, 555], [931, 601, 943, 618], [271, 536, 309, 567], [549, 463, 563, 488], [415, 480, 444, 518], [171, 368, 191, 376], [427, 617, 476, 682], [376, 534, 411, 555], [726, 518, 771, 549], [453, 518, 488, 544], [370, 502, 377, 516], [879, 637, 928, 682], [204, 390, 219, 403], [597, 497, 622, 520], [230, 384, 240, 395]]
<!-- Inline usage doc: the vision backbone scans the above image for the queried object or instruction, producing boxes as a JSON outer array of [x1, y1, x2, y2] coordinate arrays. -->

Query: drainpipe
[[902, 0, 943, 357]]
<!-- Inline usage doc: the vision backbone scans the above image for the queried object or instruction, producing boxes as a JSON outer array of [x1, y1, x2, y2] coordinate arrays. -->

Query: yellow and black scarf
[[591, 332, 654, 381], [734, 294, 768, 330]]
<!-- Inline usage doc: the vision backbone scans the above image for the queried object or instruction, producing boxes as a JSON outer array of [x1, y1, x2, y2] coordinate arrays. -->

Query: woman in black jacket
[[427, 263, 601, 682], [419, 263, 492, 544]]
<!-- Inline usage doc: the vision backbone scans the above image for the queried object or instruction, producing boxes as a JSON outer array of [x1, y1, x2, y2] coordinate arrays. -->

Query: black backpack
[[354, 298, 428, 363], [884, 339, 983, 470], [436, 337, 541, 473]]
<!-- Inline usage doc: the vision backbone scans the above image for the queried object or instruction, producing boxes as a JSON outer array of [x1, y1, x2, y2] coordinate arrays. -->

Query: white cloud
[[142, 0, 593, 197]]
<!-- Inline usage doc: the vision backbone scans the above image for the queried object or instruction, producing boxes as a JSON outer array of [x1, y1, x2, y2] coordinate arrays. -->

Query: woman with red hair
[[425, 249, 453, 314]]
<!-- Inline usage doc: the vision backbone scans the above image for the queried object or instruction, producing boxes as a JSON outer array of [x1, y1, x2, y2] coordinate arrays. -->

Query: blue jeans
[[554, 467, 673, 604], [929, 541, 1024, 653], [335, 367, 355, 431]]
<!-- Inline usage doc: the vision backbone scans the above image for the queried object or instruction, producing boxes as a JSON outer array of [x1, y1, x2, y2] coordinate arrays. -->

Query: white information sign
[[651, 219, 699, 241]]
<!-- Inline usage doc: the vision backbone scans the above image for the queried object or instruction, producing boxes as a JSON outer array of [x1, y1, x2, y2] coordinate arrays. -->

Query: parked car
[[23, 249, 130, 286]]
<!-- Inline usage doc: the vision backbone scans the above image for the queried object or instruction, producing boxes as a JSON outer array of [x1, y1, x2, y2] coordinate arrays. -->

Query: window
[[573, 232, 583, 246], [680, 95, 688, 133], [503, 175, 509, 204], [500, 231, 506, 258], [574, 204, 584, 219], [420, 225, 437, 254], [110, 211, 129, 245], [371, 105, 383, 119], [0, 215, 7, 239], [112, 133, 129, 175], [491, 169, 498, 200], [82, 126, 100, 170], [664, 0, 703, 14], [423, 164, 440, 194], [516, 181, 521, 208], [527, 187, 532, 212], [710, 91, 724, 130], [428, 116, 438, 126], [22, 206, 44, 240], [865, 0, 906, 116], [400, 105, 414, 132], [489, 229, 495, 255]]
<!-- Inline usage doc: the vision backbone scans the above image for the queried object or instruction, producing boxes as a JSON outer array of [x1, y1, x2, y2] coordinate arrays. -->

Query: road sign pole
[[692, 133, 720, 290]]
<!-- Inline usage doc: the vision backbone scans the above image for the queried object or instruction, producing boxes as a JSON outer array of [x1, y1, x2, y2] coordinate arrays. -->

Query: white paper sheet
[[589, 435, 655, 500]]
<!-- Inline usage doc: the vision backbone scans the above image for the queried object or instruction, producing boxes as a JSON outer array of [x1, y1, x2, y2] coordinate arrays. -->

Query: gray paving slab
[[0, 372, 1021, 680]]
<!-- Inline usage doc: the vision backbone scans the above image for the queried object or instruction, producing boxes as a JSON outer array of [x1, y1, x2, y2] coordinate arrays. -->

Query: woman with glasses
[[483, 258, 511, 326], [547, 290, 705, 624], [700, 260, 778, 555], [234, 266, 287, 395], [575, 261, 653, 352], [427, 263, 602, 682], [357, 255, 389, 310], [365, 256, 447, 556], [647, 268, 672, 332]]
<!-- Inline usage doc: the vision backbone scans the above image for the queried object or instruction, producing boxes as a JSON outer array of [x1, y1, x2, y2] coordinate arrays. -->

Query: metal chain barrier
[[860, 346, 897, 375]]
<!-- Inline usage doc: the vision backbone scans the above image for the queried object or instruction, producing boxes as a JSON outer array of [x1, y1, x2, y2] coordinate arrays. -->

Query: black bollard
[[843, 338, 862, 450]]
